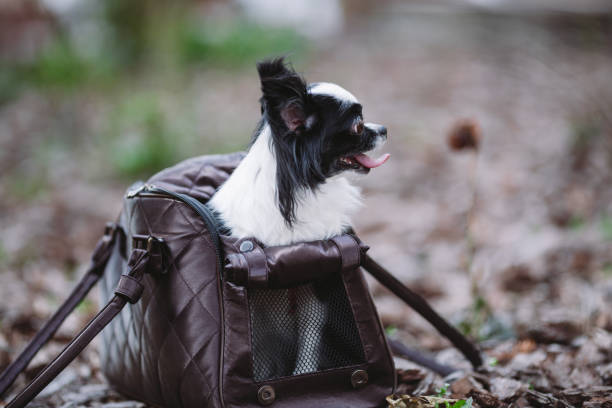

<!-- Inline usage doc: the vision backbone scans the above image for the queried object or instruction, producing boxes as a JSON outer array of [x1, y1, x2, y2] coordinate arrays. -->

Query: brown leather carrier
[[0, 153, 482, 408]]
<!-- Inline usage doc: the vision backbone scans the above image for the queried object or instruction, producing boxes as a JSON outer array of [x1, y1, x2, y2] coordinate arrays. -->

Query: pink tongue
[[353, 153, 390, 169]]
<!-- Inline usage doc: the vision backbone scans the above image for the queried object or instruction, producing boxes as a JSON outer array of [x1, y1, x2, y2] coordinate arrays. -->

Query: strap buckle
[[131, 235, 164, 251], [131, 235, 168, 274]]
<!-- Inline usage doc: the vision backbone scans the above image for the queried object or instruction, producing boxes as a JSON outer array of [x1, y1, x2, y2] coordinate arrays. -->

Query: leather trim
[[239, 240, 268, 288], [114, 275, 144, 303], [342, 267, 396, 395], [331, 235, 362, 272]]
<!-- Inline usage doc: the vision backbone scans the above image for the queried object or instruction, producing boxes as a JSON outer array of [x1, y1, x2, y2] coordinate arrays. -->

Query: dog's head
[[255, 57, 389, 224]]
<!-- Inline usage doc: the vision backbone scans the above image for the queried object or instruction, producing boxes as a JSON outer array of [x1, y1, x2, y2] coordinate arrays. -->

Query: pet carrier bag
[[0, 152, 482, 408]]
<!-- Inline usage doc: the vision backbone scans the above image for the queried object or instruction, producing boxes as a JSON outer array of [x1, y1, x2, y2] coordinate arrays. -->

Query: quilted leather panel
[[99, 154, 243, 407]]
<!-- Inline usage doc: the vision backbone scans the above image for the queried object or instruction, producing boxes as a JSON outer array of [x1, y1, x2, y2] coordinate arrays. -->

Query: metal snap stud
[[351, 369, 368, 389], [240, 240, 254, 252], [257, 385, 275, 406]]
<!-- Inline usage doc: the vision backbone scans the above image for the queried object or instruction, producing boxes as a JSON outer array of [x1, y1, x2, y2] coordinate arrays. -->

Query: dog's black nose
[[365, 123, 387, 137]]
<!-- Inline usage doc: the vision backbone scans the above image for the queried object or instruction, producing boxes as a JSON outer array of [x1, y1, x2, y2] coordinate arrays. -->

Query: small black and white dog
[[209, 57, 388, 245], [209, 57, 389, 377]]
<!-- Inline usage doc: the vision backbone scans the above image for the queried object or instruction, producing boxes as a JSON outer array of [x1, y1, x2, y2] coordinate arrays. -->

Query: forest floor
[[1, 4, 612, 408]]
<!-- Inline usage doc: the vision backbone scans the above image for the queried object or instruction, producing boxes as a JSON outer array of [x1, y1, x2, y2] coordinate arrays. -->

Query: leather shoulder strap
[[0, 224, 120, 397], [361, 254, 483, 369], [4, 243, 156, 408]]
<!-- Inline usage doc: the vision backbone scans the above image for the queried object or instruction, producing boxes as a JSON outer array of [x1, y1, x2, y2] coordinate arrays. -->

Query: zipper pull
[[126, 183, 155, 198]]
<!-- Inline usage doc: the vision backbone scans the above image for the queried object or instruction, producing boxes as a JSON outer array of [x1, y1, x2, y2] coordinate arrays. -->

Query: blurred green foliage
[[178, 21, 307, 66], [4, 137, 72, 201], [0, 241, 6, 267], [1, 3, 307, 101], [384, 325, 398, 337], [600, 215, 612, 241], [457, 295, 514, 342], [6, 174, 49, 201], [0, 68, 20, 104], [0, 2, 309, 180], [76, 298, 97, 315], [0, 36, 118, 100], [569, 215, 586, 231], [569, 119, 602, 172], [106, 95, 182, 178], [436, 383, 450, 397], [103, 0, 151, 67], [458, 295, 489, 339], [104, 96, 249, 178], [24, 39, 100, 88]]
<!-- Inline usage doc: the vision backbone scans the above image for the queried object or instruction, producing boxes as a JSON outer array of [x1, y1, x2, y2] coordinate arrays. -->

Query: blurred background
[[1, 0, 612, 405]]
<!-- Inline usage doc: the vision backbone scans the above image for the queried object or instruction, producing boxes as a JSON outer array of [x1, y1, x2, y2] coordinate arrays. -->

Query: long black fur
[[257, 58, 325, 225]]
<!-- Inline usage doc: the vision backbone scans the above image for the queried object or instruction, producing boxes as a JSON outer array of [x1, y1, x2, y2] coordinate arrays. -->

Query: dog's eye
[[353, 121, 364, 135]]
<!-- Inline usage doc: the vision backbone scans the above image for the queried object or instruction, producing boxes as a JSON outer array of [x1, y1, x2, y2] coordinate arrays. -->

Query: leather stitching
[[187, 161, 210, 197]]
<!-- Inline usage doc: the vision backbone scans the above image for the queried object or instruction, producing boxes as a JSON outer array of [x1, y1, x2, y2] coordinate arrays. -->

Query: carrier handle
[[2, 233, 165, 408], [0, 223, 120, 398], [361, 254, 483, 369]]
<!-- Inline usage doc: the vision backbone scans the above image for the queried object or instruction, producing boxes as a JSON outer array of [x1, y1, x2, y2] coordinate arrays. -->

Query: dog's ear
[[257, 57, 308, 134]]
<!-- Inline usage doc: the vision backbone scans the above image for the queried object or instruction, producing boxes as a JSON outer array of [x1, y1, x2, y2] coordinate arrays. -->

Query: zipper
[[126, 184, 223, 272]]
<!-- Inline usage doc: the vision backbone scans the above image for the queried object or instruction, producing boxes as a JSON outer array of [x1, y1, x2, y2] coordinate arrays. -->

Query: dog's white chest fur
[[209, 125, 362, 246]]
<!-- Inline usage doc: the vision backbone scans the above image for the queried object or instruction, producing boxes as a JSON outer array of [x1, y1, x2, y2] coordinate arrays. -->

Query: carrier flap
[[223, 235, 369, 289], [146, 152, 245, 202]]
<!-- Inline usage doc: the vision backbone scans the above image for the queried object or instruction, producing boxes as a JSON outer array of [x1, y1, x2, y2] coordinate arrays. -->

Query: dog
[[209, 57, 389, 378]]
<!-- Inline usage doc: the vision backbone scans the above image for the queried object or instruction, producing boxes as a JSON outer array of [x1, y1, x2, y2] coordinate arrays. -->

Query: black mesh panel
[[248, 273, 365, 382]]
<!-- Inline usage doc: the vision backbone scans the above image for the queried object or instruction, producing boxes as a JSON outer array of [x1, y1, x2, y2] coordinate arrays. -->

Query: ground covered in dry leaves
[[1, 3, 612, 408]]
